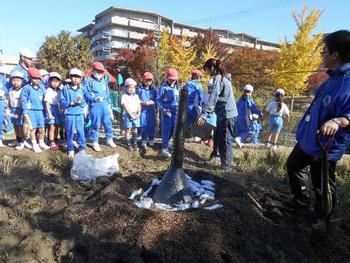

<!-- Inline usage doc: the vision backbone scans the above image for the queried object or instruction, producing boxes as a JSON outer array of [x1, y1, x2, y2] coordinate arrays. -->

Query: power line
[[185, 0, 301, 25]]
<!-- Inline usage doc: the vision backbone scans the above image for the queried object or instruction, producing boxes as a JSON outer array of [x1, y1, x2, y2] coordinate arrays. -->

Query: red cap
[[28, 67, 41, 79], [191, 69, 203, 77], [166, 68, 178, 81], [143, 71, 153, 80], [92, 61, 105, 71]]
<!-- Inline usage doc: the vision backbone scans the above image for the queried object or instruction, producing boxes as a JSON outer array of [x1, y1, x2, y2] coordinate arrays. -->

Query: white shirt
[[121, 93, 140, 113], [265, 100, 290, 116], [8, 88, 23, 108], [44, 87, 60, 105]]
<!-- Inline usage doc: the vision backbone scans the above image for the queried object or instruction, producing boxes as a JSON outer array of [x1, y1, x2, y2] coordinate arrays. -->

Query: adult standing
[[286, 30, 350, 222], [198, 59, 238, 170], [11, 48, 35, 86]]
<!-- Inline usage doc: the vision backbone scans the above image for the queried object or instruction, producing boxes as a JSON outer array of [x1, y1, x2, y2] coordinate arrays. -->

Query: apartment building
[[78, 6, 280, 61]]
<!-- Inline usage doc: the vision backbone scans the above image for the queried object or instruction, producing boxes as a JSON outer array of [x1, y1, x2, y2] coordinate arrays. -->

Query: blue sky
[[0, 0, 349, 56]]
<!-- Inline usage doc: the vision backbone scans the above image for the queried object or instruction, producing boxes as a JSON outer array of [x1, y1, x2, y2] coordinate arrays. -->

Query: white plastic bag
[[70, 152, 119, 182]]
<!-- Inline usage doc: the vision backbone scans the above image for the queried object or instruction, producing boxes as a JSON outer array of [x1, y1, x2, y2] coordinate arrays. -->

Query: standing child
[[157, 68, 180, 158], [21, 67, 50, 153], [83, 62, 116, 152], [234, 84, 262, 148], [265, 88, 290, 150], [136, 72, 157, 148], [0, 74, 7, 147], [183, 69, 204, 128], [121, 78, 141, 151], [60, 68, 86, 159], [202, 79, 217, 150], [7, 71, 28, 150], [249, 114, 262, 144], [44, 72, 62, 150]]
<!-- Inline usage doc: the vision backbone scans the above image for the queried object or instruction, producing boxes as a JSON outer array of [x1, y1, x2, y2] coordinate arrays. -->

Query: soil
[[0, 140, 349, 263]]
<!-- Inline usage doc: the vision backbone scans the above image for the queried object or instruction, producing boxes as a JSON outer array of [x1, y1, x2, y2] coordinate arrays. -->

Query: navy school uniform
[[136, 83, 157, 142], [21, 82, 46, 129], [156, 81, 179, 150], [60, 84, 86, 152], [83, 76, 113, 143]]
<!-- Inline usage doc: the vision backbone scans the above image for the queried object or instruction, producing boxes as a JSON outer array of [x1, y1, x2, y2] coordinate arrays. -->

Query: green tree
[[37, 31, 93, 78], [273, 6, 323, 95]]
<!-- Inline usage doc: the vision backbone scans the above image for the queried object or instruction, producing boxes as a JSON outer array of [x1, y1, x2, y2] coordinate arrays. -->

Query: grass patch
[[0, 155, 24, 176]]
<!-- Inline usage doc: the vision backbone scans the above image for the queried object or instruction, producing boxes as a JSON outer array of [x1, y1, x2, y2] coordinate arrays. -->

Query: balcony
[[129, 31, 147, 40], [129, 19, 156, 30]]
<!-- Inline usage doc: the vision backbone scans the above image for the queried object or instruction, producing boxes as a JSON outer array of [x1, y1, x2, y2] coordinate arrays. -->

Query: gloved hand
[[74, 96, 82, 104], [96, 96, 104, 102]]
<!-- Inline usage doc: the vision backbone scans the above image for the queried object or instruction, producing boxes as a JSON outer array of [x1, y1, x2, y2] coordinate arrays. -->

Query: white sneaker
[[39, 141, 50, 150], [67, 151, 75, 159], [148, 140, 155, 146], [271, 145, 278, 150], [8, 141, 18, 147], [15, 143, 25, 150], [266, 142, 272, 148], [141, 140, 147, 148], [162, 149, 171, 158], [107, 139, 116, 148], [0, 140, 4, 148], [72, 141, 79, 149], [234, 137, 243, 148], [92, 143, 102, 152], [32, 144, 42, 153], [23, 140, 32, 149]]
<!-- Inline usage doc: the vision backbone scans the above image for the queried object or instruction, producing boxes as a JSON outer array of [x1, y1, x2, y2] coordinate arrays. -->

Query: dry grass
[[0, 155, 24, 177]]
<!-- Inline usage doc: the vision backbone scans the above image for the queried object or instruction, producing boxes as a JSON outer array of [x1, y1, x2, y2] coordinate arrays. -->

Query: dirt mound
[[66, 171, 320, 263]]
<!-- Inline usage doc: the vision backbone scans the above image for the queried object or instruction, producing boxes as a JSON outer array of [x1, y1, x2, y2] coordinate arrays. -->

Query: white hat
[[10, 71, 24, 79], [243, 84, 254, 92], [39, 69, 49, 77], [69, 68, 83, 77], [64, 79, 72, 83], [19, 48, 35, 59], [206, 79, 214, 88], [252, 114, 259, 120], [49, 72, 61, 80], [275, 88, 285, 96], [124, 78, 137, 87]]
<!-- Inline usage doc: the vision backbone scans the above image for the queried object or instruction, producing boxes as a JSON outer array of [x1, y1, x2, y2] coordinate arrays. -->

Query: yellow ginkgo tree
[[200, 43, 218, 91], [169, 35, 197, 86], [273, 6, 324, 96]]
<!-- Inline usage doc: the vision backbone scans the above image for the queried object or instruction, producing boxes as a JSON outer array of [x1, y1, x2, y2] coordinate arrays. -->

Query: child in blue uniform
[[249, 114, 262, 144], [21, 67, 50, 153], [60, 68, 86, 159], [121, 78, 141, 151], [7, 71, 27, 150], [136, 71, 157, 148], [84, 62, 116, 152], [44, 72, 62, 150], [0, 74, 7, 147], [234, 84, 262, 148], [157, 68, 180, 158], [183, 69, 204, 128]]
